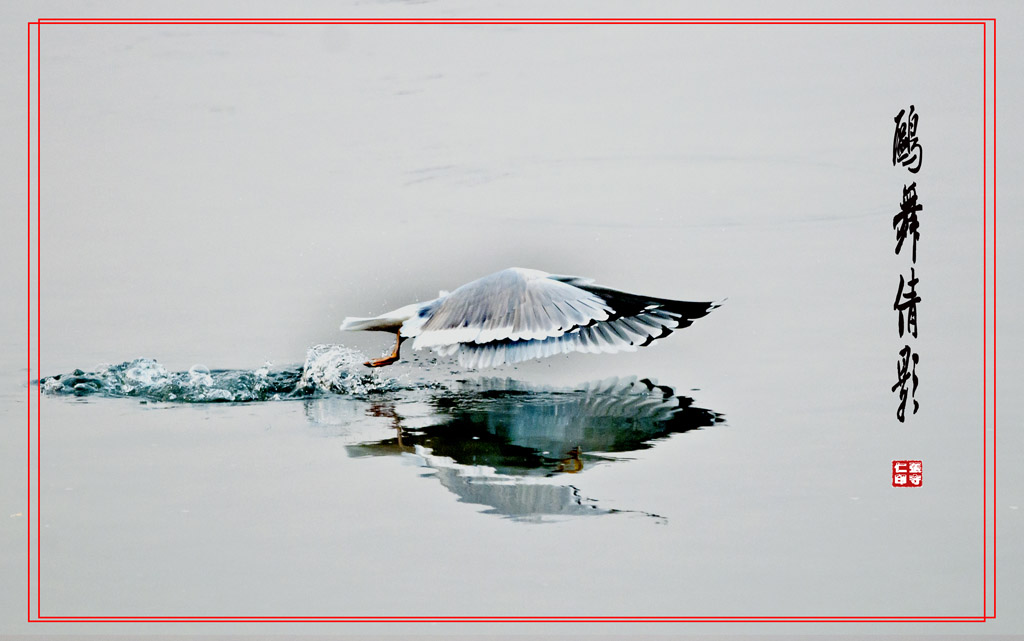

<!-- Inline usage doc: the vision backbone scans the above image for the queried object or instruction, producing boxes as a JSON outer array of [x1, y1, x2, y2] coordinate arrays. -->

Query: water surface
[[42, 347, 723, 522]]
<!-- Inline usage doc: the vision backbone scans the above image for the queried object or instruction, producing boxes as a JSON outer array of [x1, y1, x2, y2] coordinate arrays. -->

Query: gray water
[[3, 6, 1021, 639], [40, 351, 724, 522]]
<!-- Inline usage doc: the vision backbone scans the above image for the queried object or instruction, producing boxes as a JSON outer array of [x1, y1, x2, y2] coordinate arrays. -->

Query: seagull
[[340, 267, 719, 368]]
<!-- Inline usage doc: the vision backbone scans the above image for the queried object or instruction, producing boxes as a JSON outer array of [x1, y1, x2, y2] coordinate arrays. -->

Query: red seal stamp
[[892, 460, 923, 487]]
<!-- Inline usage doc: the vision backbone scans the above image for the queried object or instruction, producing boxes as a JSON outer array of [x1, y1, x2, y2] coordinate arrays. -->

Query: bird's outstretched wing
[[453, 285, 718, 369], [409, 268, 612, 348], [406, 268, 718, 369]]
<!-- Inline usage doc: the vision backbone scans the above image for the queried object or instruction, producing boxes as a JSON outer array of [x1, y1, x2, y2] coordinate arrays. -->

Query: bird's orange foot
[[364, 354, 400, 367], [364, 331, 404, 367]]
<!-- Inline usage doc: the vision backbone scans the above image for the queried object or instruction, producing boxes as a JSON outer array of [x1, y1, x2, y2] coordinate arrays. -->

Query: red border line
[[32, 614, 987, 618], [982, 19, 987, 619], [37, 16, 995, 19], [33, 615, 990, 622], [25, 19, 33, 625], [35, 18, 42, 623], [36, 17, 994, 22], [40, 614, 988, 620], [32, 20, 991, 26], [992, 16, 998, 620], [39, 607, 991, 620], [27, 16, 996, 624]]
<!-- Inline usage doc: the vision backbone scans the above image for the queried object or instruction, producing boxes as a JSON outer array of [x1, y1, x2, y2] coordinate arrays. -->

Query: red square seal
[[892, 460, 923, 487]]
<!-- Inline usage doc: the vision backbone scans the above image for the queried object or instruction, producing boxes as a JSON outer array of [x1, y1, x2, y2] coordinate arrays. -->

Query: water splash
[[297, 344, 395, 395], [41, 345, 397, 402]]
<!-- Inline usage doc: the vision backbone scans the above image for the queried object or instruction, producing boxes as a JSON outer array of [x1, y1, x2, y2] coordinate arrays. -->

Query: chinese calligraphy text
[[891, 106, 922, 423]]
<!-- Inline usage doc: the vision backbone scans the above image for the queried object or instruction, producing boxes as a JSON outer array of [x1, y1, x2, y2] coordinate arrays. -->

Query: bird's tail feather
[[339, 316, 384, 331]]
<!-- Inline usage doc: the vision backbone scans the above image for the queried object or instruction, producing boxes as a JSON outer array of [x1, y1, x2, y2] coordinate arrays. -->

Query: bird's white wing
[[451, 285, 720, 369], [411, 268, 611, 349]]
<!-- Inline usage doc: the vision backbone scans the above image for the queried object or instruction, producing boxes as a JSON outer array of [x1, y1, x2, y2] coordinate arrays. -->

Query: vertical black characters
[[894, 268, 921, 339], [893, 182, 922, 262], [891, 106, 923, 423], [892, 346, 920, 422], [893, 105, 923, 173]]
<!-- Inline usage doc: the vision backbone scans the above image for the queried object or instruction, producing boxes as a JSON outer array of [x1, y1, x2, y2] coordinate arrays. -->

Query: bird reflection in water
[[307, 377, 722, 522]]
